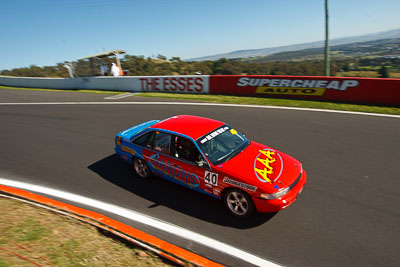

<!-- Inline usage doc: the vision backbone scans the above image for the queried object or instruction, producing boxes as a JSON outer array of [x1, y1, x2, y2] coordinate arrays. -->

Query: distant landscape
[[1, 29, 399, 79], [243, 37, 400, 63], [189, 28, 400, 61]]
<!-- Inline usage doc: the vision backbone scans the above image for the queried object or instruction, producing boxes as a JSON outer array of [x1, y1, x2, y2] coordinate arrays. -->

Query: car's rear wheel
[[133, 158, 151, 178], [224, 188, 255, 218]]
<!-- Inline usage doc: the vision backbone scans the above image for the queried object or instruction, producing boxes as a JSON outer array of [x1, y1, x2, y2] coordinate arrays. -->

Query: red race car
[[115, 115, 306, 217]]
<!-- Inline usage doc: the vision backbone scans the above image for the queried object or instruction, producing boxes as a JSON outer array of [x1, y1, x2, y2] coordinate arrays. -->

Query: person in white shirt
[[111, 63, 120, 76]]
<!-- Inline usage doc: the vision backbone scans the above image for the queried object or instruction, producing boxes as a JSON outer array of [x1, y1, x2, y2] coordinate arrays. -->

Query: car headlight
[[260, 187, 290, 200]]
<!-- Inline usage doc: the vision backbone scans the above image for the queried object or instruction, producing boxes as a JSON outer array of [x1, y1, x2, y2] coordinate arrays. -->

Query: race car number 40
[[204, 171, 218, 186]]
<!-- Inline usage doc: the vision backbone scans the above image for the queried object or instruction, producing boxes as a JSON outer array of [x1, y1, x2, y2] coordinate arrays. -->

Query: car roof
[[150, 115, 225, 140]]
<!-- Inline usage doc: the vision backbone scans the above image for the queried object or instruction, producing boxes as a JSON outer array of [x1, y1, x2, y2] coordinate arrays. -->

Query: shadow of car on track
[[88, 154, 276, 229]]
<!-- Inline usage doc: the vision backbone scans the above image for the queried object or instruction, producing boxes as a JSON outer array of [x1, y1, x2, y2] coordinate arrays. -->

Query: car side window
[[152, 132, 172, 155], [133, 131, 154, 148], [174, 136, 204, 164]]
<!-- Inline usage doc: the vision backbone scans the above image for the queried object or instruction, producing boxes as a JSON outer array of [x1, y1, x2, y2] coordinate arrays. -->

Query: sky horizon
[[1, 0, 399, 71]]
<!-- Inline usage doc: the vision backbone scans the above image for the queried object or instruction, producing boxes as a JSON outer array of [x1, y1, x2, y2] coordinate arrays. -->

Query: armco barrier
[[1, 75, 399, 105], [209, 75, 400, 106], [0, 75, 210, 94]]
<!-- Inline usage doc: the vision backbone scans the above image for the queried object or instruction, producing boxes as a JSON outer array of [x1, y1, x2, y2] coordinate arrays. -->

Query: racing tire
[[223, 188, 255, 218], [133, 157, 151, 178]]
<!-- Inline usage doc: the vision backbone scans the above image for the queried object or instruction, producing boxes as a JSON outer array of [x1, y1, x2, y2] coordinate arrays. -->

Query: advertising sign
[[209, 75, 400, 105]]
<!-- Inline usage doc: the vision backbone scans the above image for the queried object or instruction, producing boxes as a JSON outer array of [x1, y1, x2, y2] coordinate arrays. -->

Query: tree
[[378, 66, 390, 78]]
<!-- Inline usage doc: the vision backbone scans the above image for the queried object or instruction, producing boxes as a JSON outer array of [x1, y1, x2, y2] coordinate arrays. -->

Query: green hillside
[[244, 38, 400, 63]]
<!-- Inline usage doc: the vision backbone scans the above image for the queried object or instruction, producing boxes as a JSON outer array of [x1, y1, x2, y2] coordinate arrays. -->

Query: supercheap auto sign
[[208, 75, 400, 105], [237, 77, 360, 96]]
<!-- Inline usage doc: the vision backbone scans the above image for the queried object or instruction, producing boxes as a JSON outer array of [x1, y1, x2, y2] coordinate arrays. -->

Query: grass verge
[[0, 197, 173, 266], [136, 92, 400, 116], [0, 85, 117, 95], [1, 85, 399, 115]]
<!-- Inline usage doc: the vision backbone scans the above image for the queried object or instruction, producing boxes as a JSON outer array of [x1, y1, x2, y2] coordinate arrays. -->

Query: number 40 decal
[[204, 171, 218, 186]]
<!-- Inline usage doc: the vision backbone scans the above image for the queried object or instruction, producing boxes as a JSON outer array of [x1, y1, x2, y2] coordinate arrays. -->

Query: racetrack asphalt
[[0, 89, 399, 266]]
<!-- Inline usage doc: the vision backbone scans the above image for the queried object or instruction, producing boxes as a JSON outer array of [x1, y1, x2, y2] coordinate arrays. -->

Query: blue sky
[[1, 0, 399, 71]]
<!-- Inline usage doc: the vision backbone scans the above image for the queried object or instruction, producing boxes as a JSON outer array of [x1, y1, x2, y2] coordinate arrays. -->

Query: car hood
[[218, 141, 302, 193]]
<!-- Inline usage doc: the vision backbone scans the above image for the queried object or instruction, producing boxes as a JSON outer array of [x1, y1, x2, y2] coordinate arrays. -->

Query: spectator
[[100, 64, 108, 76], [111, 63, 120, 76]]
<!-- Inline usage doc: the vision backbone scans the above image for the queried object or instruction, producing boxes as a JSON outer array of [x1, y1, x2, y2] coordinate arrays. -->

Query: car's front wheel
[[133, 158, 151, 178], [224, 188, 255, 218]]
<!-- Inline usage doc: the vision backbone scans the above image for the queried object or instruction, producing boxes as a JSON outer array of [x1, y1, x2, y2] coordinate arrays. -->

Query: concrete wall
[[0, 75, 210, 94], [1, 75, 399, 105]]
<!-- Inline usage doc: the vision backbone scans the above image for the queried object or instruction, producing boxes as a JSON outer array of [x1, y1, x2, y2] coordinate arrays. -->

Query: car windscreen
[[197, 125, 250, 165]]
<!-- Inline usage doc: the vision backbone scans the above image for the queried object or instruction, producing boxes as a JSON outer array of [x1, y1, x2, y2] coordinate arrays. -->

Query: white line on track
[[0, 101, 399, 118], [104, 93, 137, 100], [0, 177, 280, 267]]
